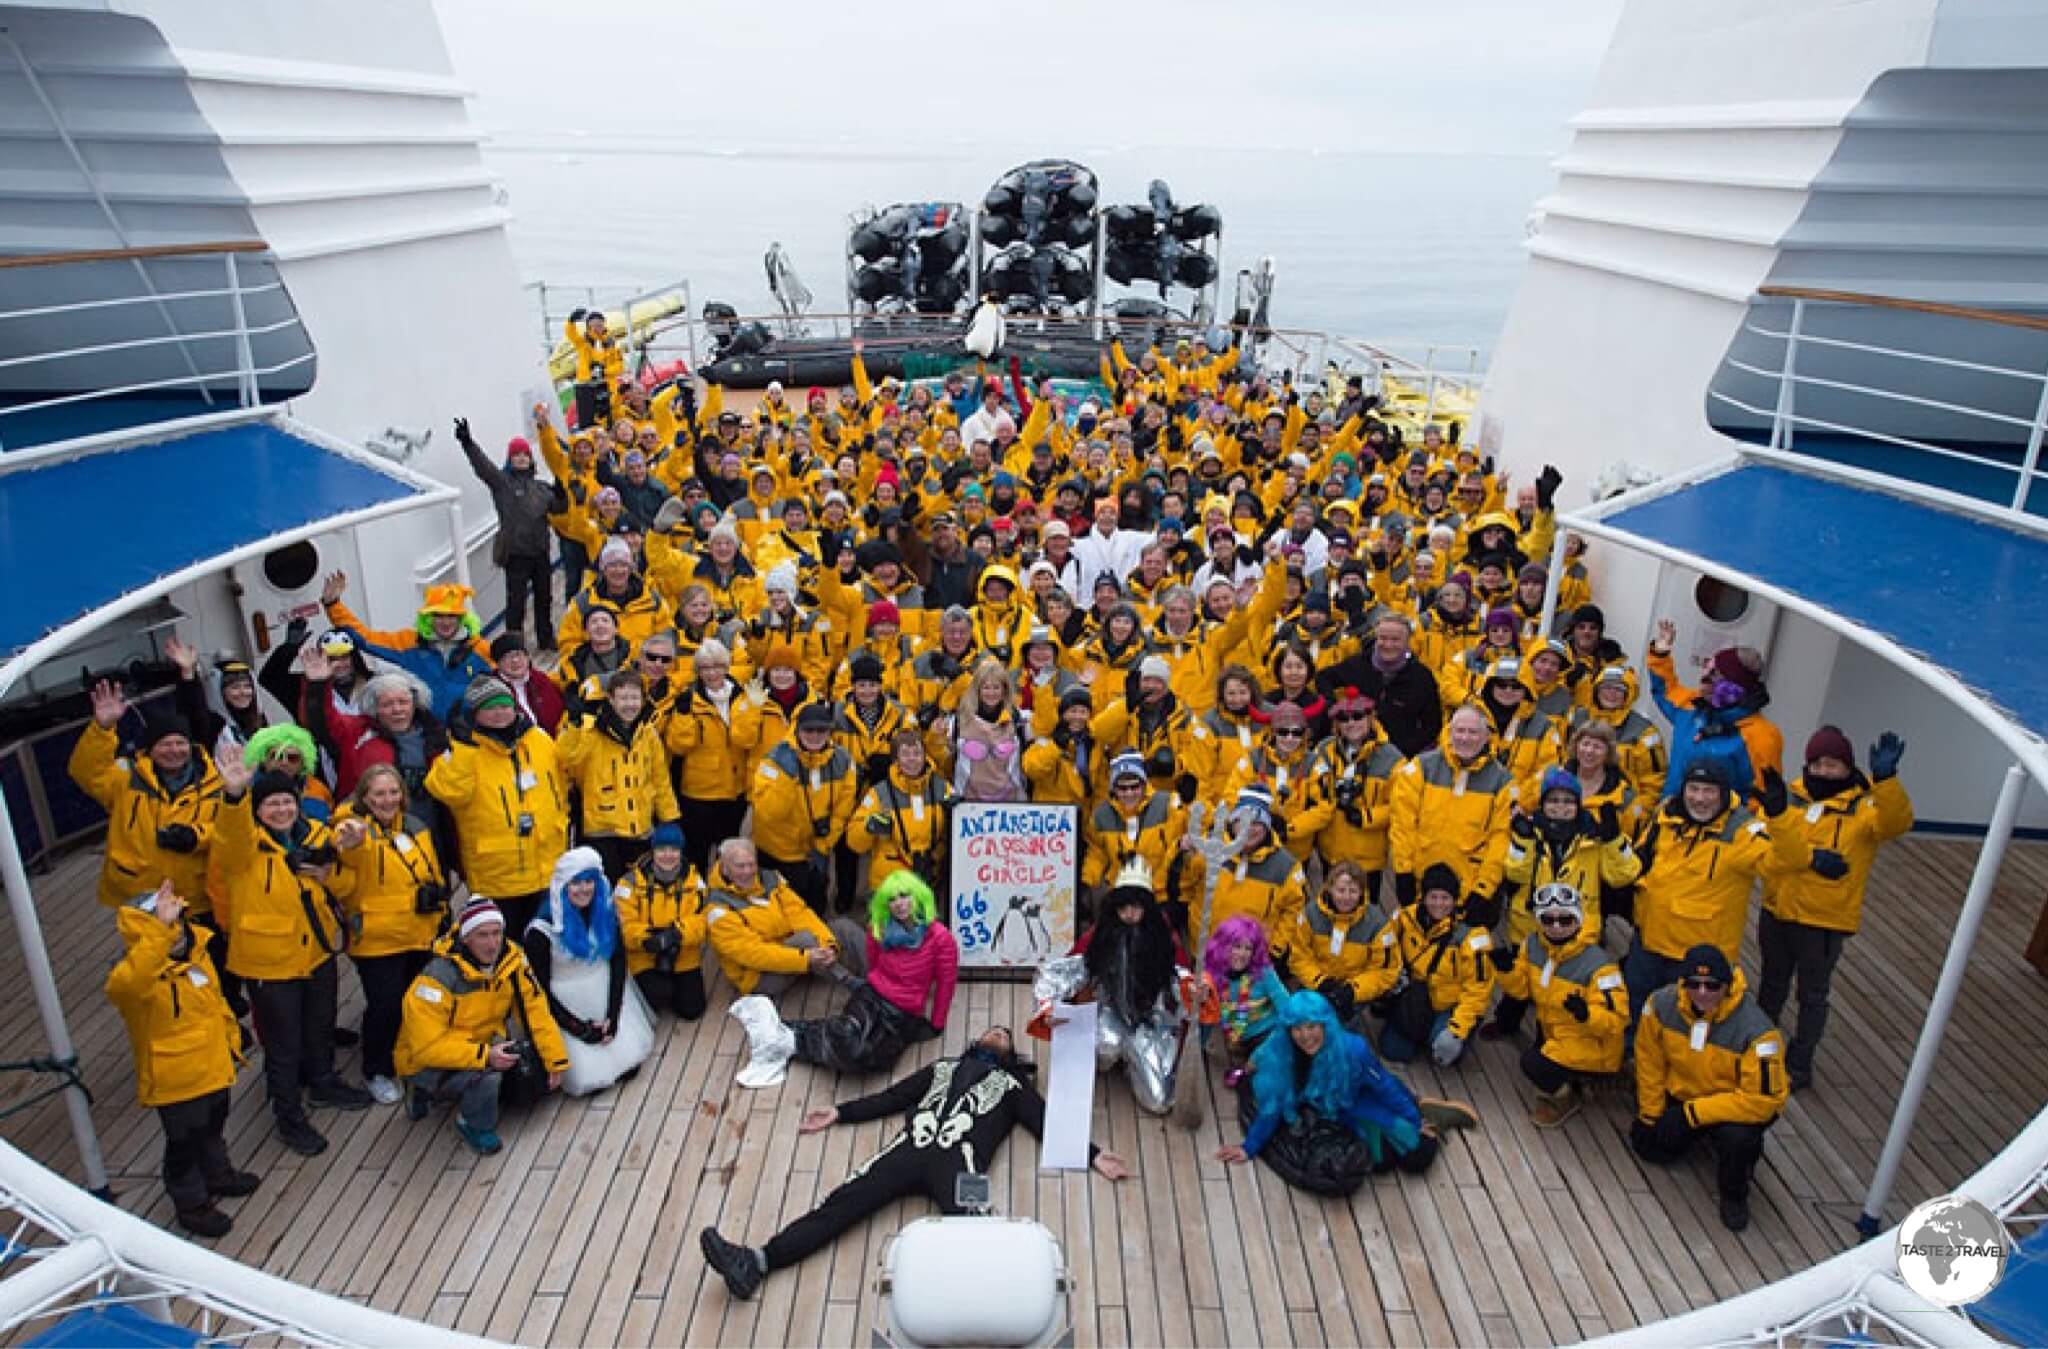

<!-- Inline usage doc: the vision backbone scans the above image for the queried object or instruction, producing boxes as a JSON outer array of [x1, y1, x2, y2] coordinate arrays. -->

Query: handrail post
[[2014, 364, 2048, 513], [225, 253, 256, 408], [1537, 525, 1569, 640], [1770, 298, 1804, 450], [447, 500, 473, 594], [0, 788, 108, 1196], [1857, 762, 2029, 1237]]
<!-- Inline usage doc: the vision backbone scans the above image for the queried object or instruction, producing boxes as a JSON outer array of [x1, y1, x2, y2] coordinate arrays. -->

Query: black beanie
[[251, 769, 300, 808], [139, 712, 193, 750], [1419, 862, 1462, 900]]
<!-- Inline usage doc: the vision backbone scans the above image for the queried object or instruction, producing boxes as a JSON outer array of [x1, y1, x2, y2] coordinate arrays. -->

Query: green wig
[[868, 870, 937, 939], [414, 610, 482, 642], [242, 724, 318, 779]]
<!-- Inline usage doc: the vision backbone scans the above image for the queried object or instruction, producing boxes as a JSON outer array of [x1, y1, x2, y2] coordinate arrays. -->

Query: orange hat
[[419, 584, 474, 617], [765, 642, 801, 671]]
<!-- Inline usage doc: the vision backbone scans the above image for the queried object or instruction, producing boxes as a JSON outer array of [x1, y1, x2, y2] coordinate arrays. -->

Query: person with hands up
[[70, 678, 223, 910], [213, 735, 368, 1158], [1621, 759, 1812, 1028], [1755, 726, 1913, 1090], [106, 879, 258, 1240], [454, 414, 559, 653]]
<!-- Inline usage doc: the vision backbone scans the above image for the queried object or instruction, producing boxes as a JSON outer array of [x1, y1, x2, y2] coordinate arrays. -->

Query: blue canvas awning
[[1571, 456, 2048, 785], [0, 416, 452, 669]]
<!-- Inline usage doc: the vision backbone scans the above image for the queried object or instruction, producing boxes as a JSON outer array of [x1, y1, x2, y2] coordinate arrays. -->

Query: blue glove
[[1430, 1027, 1464, 1067], [1870, 732, 1905, 781], [1810, 848, 1850, 880]]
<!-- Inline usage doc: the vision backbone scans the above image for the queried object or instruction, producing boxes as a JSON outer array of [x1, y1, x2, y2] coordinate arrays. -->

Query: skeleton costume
[[1035, 858, 1193, 1115], [750, 1044, 1078, 1274]]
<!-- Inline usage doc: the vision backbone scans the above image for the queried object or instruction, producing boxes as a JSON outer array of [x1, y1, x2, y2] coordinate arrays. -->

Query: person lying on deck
[[698, 1026, 1130, 1301]]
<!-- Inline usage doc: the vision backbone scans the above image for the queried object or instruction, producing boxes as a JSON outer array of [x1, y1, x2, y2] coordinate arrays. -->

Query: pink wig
[[1204, 915, 1272, 986]]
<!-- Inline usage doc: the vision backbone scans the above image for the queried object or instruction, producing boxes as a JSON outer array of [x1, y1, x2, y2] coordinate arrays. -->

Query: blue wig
[[547, 846, 618, 961], [1247, 990, 1422, 1164]]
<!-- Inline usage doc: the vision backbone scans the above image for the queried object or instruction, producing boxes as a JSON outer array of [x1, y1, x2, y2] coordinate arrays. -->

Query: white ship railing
[[0, 1138, 490, 1346], [1708, 285, 2048, 517], [0, 242, 317, 452], [527, 281, 1486, 417]]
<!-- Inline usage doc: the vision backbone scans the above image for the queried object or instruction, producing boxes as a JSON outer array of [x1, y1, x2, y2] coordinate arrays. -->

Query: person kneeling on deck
[[106, 881, 258, 1240], [1216, 990, 1475, 1195], [396, 898, 568, 1156], [1631, 944, 1789, 1233], [699, 1026, 1131, 1301], [1030, 858, 1196, 1116], [1489, 884, 1626, 1128], [703, 838, 866, 999]]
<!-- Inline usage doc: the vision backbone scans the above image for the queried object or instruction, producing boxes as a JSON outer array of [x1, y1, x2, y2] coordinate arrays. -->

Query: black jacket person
[[698, 1027, 1129, 1300]]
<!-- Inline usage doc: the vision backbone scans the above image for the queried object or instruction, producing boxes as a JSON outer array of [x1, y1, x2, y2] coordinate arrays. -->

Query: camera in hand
[[811, 818, 832, 841], [1334, 779, 1362, 809], [413, 881, 452, 916], [287, 841, 338, 872], [654, 925, 682, 972]]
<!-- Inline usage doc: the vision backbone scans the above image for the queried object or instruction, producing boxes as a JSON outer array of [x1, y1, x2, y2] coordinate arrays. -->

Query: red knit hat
[[868, 599, 901, 629], [876, 465, 900, 490], [1804, 725, 1855, 768], [1712, 646, 1762, 690]]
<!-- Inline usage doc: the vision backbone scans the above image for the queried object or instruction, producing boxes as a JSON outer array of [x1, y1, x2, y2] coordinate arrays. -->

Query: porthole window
[[262, 541, 320, 594], [1694, 576, 1750, 624]]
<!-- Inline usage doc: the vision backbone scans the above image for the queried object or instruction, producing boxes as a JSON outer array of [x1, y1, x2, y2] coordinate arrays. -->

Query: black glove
[[1509, 810, 1536, 840], [155, 823, 200, 854], [1488, 941, 1516, 974], [1758, 768, 1788, 818], [1317, 979, 1357, 1021], [818, 531, 845, 568], [1052, 724, 1074, 751], [453, 416, 475, 448], [1123, 665, 1144, 709], [1235, 543, 1258, 568], [567, 307, 588, 325], [1340, 803, 1364, 827], [864, 752, 892, 783], [1653, 1103, 1693, 1151], [1810, 848, 1850, 880], [1394, 872, 1418, 907], [1535, 464, 1563, 510], [1596, 803, 1622, 843], [1175, 773, 1199, 806], [1463, 892, 1501, 928], [1562, 991, 1590, 1023], [1166, 424, 1184, 453], [284, 614, 311, 648], [1145, 746, 1175, 779]]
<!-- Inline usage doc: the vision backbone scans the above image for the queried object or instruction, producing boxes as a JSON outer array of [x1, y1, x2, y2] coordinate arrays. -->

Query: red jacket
[[302, 680, 447, 798], [863, 922, 960, 1030], [505, 670, 564, 734]]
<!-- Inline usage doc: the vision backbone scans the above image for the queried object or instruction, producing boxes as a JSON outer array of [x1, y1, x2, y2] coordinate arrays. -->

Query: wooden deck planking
[[0, 835, 2044, 1345]]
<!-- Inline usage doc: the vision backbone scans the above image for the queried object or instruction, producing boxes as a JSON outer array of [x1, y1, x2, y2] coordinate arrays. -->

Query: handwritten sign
[[949, 802, 1077, 969]]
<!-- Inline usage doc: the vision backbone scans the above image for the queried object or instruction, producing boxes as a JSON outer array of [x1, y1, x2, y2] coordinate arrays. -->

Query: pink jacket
[[864, 923, 960, 1030]]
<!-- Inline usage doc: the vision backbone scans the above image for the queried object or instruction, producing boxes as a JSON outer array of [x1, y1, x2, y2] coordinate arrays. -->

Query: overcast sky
[[435, 0, 1628, 156]]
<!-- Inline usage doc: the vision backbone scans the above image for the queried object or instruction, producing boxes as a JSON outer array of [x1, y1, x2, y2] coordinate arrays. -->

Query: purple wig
[[1204, 915, 1272, 986]]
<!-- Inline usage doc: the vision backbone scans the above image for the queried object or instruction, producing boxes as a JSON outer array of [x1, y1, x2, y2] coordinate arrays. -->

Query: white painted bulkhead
[[5, 0, 540, 661], [1483, 0, 2048, 827]]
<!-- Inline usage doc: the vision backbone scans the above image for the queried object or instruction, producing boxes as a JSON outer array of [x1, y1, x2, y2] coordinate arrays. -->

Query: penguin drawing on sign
[[991, 892, 1051, 963]]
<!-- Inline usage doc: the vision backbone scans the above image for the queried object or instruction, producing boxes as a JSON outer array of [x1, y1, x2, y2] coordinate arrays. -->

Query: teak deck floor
[[2, 835, 2045, 1347]]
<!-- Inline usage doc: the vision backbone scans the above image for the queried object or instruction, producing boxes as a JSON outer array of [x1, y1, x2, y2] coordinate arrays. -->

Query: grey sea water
[[487, 138, 1556, 361]]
